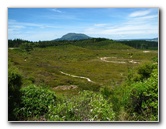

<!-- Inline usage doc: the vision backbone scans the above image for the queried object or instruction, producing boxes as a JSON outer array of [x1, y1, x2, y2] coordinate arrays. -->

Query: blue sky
[[8, 8, 159, 41]]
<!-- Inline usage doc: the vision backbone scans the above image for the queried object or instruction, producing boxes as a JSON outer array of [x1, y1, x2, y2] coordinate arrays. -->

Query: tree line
[[118, 40, 158, 50], [8, 38, 158, 50]]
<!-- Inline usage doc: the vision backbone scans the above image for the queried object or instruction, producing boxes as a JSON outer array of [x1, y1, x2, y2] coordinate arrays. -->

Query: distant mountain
[[114, 37, 158, 42], [152, 37, 158, 40], [55, 33, 91, 41], [145, 37, 158, 42]]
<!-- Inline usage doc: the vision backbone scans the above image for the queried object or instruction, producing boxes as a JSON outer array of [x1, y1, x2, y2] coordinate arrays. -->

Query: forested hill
[[8, 38, 158, 50], [117, 40, 158, 50]]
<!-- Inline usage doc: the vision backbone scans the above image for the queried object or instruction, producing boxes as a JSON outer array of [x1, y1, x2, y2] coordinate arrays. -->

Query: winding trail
[[100, 57, 139, 64], [60, 71, 95, 83], [100, 57, 126, 64]]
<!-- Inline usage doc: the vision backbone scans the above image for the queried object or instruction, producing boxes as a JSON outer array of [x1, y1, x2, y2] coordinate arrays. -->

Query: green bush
[[151, 56, 158, 62], [8, 62, 22, 121], [109, 62, 158, 121], [47, 90, 115, 121], [100, 86, 113, 99], [126, 68, 158, 121], [19, 42, 34, 52], [127, 62, 157, 82], [15, 85, 56, 120], [8, 67, 22, 88]]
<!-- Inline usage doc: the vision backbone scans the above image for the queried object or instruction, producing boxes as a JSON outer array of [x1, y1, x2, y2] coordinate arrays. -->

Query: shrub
[[8, 61, 22, 121], [47, 90, 115, 121], [125, 68, 158, 121], [151, 56, 158, 63], [15, 85, 56, 120], [127, 62, 157, 82], [110, 62, 158, 121], [100, 86, 113, 99], [19, 42, 34, 52]]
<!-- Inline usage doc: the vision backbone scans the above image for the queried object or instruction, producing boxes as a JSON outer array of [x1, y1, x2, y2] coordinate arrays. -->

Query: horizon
[[8, 8, 159, 41], [8, 32, 158, 42]]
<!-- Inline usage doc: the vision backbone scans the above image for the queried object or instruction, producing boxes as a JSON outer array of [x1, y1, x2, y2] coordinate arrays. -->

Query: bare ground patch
[[99, 57, 140, 64], [143, 51, 150, 53], [53, 85, 78, 90], [60, 71, 95, 83]]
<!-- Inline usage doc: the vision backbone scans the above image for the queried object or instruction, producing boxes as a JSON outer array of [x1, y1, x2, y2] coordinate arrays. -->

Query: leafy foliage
[[127, 62, 157, 82], [47, 90, 115, 121], [8, 61, 22, 120], [15, 85, 56, 120], [125, 68, 158, 121], [8, 38, 158, 121], [100, 86, 113, 99], [110, 62, 158, 121]]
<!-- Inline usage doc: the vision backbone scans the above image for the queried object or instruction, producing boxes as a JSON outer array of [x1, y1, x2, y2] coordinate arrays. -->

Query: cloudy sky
[[8, 8, 159, 41]]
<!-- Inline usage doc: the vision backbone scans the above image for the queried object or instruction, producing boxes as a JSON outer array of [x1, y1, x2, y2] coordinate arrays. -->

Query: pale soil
[[100, 57, 126, 64], [53, 85, 78, 90], [143, 51, 150, 53], [60, 71, 95, 83], [100, 57, 139, 64]]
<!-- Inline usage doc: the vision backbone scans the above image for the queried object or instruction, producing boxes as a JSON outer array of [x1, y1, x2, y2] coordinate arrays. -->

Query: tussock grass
[[8, 43, 158, 93]]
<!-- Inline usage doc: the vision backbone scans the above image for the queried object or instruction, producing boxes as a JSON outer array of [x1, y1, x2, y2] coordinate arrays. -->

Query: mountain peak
[[56, 33, 91, 41]]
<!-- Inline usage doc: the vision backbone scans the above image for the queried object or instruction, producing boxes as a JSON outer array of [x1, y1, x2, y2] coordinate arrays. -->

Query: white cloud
[[8, 28, 62, 41], [136, 15, 158, 20], [83, 10, 158, 39], [85, 22, 157, 38], [8, 19, 64, 41], [8, 19, 62, 30], [8, 9, 158, 41], [129, 9, 152, 17], [50, 9, 62, 13], [94, 23, 107, 27]]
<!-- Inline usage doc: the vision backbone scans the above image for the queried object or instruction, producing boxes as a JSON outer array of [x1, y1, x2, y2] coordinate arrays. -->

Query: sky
[[8, 8, 159, 41]]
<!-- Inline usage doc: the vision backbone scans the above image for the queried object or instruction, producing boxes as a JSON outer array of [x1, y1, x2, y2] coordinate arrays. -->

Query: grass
[[8, 42, 158, 95], [8, 40, 158, 121]]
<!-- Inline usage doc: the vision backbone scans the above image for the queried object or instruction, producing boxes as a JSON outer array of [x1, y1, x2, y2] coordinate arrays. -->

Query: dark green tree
[[20, 42, 34, 52]]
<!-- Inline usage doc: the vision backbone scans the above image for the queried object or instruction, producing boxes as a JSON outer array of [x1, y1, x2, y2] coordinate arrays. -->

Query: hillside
[[55, 33, 91, 41], [8, 37, 158, 121]]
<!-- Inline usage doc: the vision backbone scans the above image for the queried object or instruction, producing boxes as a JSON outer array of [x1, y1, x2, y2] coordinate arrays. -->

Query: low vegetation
[[47, 90, 115, 121], [15, 85, 56, 120], [110, 62, 158, 121], [8, 38, 158, 121]]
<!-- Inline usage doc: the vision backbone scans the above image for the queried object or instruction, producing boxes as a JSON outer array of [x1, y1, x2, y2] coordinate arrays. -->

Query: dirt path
[[53, 85, 78, 90], [100, 57, 126, 64], [100, 57, 139, 64], [9, 48, 16, 50], [60, 71, 95, 83], [143, 51, 150, 53]]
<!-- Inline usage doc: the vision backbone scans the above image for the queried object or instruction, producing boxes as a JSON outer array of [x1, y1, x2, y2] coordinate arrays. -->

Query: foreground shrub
[[15, 85, 56, 120], [126, 68, 158, 121], [110, 62, 158, 121], [8, 62, 22, 121], [127, 62, 157, 82], [47, 90, 115, 121]]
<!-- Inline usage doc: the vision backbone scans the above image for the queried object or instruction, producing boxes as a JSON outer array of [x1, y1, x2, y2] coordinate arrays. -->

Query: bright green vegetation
[[47, 90, 115, 121], [110, 62, 158, 121], [16, 85, 56, 120], [8, 39, 158, 121]]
